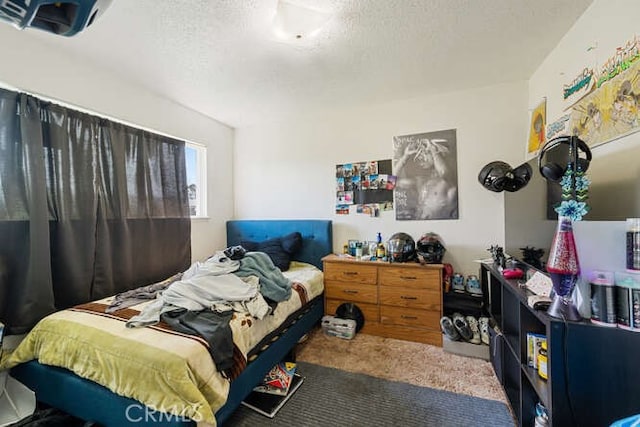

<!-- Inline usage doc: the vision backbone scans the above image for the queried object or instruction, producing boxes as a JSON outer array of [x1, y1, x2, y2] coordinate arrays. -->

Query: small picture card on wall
[[336, 205, 350, 215], [526, 99, 546, 160], [546, 114, 571, 141]]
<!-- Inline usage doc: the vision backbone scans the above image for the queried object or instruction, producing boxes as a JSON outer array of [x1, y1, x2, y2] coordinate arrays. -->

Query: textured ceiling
[[20, 0, 593, 127]]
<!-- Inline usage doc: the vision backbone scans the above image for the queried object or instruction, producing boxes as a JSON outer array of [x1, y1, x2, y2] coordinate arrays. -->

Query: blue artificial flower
[[575, 175, 591, 192], [560, 174, 573, 190], [555, 200, 589, 221]]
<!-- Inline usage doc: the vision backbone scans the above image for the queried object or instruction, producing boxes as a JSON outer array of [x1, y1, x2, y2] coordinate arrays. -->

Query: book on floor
[[252, 361, 297, 396], [241, 372, 304, 418]]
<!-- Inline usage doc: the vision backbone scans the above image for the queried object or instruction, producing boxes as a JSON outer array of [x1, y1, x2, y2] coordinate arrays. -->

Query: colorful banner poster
[[570, 59, 640, 147]]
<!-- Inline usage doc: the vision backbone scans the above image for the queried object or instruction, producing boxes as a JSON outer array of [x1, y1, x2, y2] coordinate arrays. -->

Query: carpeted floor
[[296, 327, 507, 404], [225, 361, 514, 427]]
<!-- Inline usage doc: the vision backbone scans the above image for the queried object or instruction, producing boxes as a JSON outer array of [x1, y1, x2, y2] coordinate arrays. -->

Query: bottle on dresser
[[376, 232, 386, 259]]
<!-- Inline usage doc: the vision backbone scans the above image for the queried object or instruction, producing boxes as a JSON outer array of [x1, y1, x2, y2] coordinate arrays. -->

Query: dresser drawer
[[379, 267, 441, 289], [380, 305, 441, 328], [379, 286, 440, 310], [325, 281, 378, 304], [324, 262, 378, 285], [325, 299, 380, 323]]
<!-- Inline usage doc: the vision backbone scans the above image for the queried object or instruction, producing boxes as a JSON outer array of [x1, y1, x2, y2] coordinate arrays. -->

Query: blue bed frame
[[11, 219, 332, 426]]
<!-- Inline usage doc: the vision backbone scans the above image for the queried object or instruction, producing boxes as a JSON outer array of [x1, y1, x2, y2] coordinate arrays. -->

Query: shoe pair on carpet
[[440, 313, 490, 345], [450, 274, 482, 296]]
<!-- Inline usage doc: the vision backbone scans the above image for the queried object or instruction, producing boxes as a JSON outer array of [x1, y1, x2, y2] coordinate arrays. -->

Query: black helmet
[[478, 161, 532, 193], [387, 232, 416, 263], [478, 161, 512, 192], [417, 233, 446, 263], [336, 302, 365, 332]]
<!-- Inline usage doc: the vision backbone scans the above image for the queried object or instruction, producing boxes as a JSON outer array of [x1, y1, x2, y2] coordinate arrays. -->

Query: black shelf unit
[[481, 262, 640, 427], [442, 291, 485, 318]]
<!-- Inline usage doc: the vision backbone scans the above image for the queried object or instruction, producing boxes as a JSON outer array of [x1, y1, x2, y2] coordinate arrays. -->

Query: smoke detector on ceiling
[[273, 0, 331, 41]]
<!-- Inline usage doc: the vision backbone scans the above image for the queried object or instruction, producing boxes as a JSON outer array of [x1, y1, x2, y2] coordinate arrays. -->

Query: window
[[185, 142, 207, 218]]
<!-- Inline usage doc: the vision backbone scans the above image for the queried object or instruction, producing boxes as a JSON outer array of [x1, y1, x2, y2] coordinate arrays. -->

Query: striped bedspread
[[3, 261, 323, 425]]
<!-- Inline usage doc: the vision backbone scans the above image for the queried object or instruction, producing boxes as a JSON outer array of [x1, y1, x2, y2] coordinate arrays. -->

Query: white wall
[[528, 0, 640, 315], [234, 81, 528, 275], [0, 25, 234, 262]]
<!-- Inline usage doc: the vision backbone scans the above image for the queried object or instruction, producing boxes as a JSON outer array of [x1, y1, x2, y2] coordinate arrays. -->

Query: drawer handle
[[342, 272, 358, 276], [343, 289, 359, 294], [401, 315, 418, 320], [400, 295, 417, 300], [400, 276, 417, 280]]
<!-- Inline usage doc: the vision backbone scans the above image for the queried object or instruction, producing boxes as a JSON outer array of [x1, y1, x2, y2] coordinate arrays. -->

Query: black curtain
[[0, 88, 191, 334]]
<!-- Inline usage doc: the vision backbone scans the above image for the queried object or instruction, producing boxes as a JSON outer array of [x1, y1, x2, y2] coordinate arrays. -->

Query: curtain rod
[[0, 80, 206, 148]]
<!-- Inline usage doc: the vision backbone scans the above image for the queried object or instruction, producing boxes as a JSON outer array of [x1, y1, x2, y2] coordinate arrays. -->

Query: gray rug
[[225, 362, 514, 427]]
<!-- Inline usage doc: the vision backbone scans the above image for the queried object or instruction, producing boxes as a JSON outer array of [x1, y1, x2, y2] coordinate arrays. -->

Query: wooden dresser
[[322, 254, 443, 346]]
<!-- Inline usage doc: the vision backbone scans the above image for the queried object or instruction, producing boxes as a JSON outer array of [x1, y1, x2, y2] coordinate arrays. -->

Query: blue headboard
[[226, 220, 333, 270]]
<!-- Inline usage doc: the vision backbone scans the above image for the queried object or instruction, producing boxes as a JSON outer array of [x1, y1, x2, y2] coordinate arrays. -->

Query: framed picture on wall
[[526, 99, 546, 160], [392, 129, 459, 220]]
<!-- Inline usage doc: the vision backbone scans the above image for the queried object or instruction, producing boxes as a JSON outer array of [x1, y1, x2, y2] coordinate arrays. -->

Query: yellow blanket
[[3, 262, 324, 425]]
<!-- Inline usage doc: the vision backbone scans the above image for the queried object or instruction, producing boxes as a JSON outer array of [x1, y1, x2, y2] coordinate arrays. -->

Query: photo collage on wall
[[335, 159, 395, 216]]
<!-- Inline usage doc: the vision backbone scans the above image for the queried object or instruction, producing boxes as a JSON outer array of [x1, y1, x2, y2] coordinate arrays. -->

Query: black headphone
[[538, 135, 592, 182], [478, 161, 532, 193]]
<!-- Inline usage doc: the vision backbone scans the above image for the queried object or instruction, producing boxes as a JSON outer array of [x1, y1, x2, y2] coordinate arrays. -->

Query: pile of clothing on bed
[[105, 247, 293, 376]]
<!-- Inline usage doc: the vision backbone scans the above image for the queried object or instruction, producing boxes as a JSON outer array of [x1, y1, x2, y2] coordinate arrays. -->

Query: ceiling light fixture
[[272, 0, 331, 41]]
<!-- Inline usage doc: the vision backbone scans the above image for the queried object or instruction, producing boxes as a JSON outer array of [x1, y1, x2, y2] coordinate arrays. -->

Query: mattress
[[2, 261, 324, 425]]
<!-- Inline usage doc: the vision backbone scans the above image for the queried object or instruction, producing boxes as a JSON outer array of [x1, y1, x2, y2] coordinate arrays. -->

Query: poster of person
[[570, 59, 640, 147], [527, 99, 546, 159], [393, 129, 459, 220]]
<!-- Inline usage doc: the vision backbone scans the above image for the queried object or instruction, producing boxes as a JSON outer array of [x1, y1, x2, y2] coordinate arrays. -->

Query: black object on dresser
[[481, 262, 640, 427]]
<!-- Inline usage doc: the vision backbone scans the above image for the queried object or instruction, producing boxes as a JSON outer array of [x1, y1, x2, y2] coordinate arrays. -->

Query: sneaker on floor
[[440, 316, 460, 341], [478, 316, 490, 345], [466, 316, 481, 344], [452, 312, 473, 342]]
